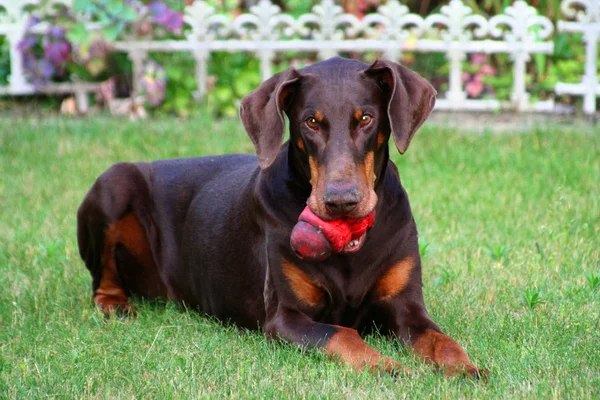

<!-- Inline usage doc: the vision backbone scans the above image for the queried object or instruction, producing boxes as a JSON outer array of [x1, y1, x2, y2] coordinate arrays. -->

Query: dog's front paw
[[377, 356, 411, 376], [464, 365, 489, 382], [443, 364, 489, 382]]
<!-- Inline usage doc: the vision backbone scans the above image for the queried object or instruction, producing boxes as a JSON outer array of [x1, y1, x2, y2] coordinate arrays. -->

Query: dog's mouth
[[341, 231, 368, 254], [310, 203, 377, 222], [308, 205, 376, 255], [290, 206, 376, 262]]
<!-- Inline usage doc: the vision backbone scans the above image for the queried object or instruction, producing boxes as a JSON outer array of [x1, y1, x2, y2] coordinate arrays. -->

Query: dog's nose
[[323, 184, 361, 214]]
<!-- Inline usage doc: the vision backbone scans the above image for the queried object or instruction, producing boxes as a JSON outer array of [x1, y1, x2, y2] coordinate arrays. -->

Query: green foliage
[[482, 73, 512, 101], [206, 52, 262, 117], [0, 37, 9, 85], [71, 0, 137, 43], [150, 52, 199, 116], [484, 244, 509, 261], [433, 266, 458, 287], [464, 0, 563, 21], [520, 287, 544, 310], [586, 272, 600, 293], [418, 238, 430, 258]]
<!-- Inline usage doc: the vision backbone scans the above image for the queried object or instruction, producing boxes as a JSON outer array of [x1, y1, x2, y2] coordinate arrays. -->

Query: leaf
[[534, 53, 546, 77], [73, 0, 94, 13], [554, 33, 573, 59], [66, 22, 90, 45], [103, 22, 124, 42], [105, 0, 125, 15], [121, 6, 138, 22]]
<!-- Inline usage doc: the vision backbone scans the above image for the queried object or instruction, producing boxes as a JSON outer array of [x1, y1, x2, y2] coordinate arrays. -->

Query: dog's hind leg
[[77, 162, 167, 314]]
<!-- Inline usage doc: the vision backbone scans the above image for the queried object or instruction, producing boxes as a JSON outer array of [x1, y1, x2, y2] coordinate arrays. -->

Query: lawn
[[0, 114, 598, 398]]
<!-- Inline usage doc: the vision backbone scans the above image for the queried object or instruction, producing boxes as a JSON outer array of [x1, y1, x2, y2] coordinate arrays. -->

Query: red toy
[[290, 206, 376, 261]]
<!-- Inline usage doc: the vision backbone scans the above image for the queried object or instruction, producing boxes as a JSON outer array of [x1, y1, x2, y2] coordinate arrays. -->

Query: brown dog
[[77, 57, 484, 377]]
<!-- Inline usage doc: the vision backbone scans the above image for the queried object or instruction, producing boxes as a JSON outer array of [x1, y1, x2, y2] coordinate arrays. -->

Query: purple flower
[[48, 26, 66, 39], [25, 16, 40, 31], [17, 35, 38, 52], [39, 59, 55, 79], [148, 1, 168, 17], [162, 10, 183, 32], [44, 40, 71, 66], [149, 1, 183, 33], [22, 53, 37, 73], [23, 57, 56, 87]]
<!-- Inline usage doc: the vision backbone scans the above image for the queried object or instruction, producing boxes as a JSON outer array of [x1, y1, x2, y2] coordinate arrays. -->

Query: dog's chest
[[311, 257, 381, 318]]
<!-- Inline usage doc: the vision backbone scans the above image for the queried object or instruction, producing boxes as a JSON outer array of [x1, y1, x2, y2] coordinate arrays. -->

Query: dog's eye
[[359, 114, 372, 127], [306, 117, 319, 131]]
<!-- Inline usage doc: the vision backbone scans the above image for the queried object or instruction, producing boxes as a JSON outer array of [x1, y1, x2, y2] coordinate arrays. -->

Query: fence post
[[581, 28, 599, 114], [193, 49, 209, 99], [258, 50, 274, 81], [128, 49, 147, 96], [0, 1, 37, 94], [556, 0, 600, 114]]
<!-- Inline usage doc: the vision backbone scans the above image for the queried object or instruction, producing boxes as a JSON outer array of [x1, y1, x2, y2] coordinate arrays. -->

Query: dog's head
[[240, 57, 436, 220]]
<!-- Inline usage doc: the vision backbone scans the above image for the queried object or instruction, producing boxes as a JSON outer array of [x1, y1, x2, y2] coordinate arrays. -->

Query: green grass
[[0, 114, 599, 398]]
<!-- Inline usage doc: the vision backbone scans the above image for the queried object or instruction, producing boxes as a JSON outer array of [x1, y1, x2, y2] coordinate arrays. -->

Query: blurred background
[[0, 0, 597, 118]]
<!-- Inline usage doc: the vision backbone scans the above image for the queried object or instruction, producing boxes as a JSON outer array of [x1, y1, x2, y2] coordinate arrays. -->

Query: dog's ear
[[240, 69, 301, 169], [363, 60, 436, 154]]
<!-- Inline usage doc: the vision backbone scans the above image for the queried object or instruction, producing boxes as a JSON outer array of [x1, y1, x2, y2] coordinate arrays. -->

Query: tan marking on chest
[[282, 259, 324, 307], [375, 256, 415, 301]]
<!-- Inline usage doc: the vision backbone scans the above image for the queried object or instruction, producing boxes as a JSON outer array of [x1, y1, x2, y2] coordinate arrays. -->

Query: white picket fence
[[1, 0, 599, 115], [555, 0, 600, 114]]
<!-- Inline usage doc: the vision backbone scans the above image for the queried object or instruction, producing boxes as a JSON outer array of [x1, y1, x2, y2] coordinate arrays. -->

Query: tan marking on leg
[[413, 328, 484, 378], [95, 213, 167, 313], [325, 326, 407, 373], [112, 214, 166, 298], [375, 256, 415, 301], [95, 233, 129, 314], [282, 259, 324, 307]]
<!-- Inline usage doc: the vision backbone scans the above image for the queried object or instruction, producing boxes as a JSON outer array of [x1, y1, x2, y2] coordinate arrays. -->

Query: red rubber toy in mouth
[[290, 206, 376, 262]]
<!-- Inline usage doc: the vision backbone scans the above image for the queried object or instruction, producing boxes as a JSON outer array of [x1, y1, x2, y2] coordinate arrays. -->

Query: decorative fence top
[[120, 0, 554, 49], [114, 0, 556, 112], [561, 0, 600, 23]]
